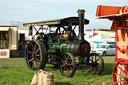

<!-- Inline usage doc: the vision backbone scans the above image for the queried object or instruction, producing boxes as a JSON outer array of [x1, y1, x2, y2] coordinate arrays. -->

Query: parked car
[[91, 44, 116, 56]]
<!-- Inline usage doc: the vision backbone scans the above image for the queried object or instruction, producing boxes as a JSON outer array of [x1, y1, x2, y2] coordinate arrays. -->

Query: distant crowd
[[19, 41, 27, 50]]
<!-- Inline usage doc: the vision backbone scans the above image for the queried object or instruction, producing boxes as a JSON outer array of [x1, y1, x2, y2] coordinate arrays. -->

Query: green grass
[[0, 56, 116, 85]]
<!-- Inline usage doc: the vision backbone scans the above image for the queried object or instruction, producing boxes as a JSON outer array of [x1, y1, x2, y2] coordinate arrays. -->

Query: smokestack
[[77, 9, 85, 40]]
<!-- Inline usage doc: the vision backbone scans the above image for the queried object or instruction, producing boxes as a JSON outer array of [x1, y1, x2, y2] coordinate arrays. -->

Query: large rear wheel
[[26, 40, 48, 70]]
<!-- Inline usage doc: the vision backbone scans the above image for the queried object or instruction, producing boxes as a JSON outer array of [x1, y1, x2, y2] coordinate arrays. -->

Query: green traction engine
[[23, 9, 104, 77]]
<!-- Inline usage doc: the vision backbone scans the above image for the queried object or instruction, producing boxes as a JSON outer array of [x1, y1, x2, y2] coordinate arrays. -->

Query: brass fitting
[[77, 9, 85, 14]]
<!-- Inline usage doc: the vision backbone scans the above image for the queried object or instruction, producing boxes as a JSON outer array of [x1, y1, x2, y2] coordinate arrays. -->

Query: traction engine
[[23, 9, 104, 77]]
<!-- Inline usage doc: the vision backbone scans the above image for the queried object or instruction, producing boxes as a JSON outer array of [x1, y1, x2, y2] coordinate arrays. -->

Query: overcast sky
[[0, 0, 127, 29]]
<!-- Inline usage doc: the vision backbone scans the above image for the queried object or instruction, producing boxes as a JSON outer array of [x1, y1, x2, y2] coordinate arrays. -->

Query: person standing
[[19, 42, 23, 57]]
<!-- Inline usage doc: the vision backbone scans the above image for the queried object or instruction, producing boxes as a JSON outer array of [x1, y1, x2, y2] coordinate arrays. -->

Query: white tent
[[102, 38, 115, 42], [18, 30, 32, 41], [89, 33, 115, 49], [89, 33, 113, 42]]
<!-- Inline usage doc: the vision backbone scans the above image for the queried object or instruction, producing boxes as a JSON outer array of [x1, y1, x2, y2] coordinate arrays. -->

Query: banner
[[0, 49, 10, 58]]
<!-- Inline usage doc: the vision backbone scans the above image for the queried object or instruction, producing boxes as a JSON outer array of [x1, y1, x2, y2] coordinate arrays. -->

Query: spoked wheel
[[26, 40, 48, 70], [60, 53, 76, 77], [86, 53, 104, 75], [113, 59, 128, 85]]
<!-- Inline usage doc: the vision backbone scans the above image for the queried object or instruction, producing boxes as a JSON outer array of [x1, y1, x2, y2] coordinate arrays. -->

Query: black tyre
[[102, 51, 107, 56], [26, 40, 48, 70], [86, 53, 104, 75], [59, 53, 76, 77]]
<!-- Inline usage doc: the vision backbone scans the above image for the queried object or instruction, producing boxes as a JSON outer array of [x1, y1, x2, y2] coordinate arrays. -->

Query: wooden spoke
[[117, 65, 127, 75], [95, 55, 96, 61], [27, 51, 33, 54], [69, 59, 72, 64], [70, 66, 73, 70], [67, 64, 73, 66], [67, 67, 70, 75], [61, 65, 65, 68], [31, 43, 34, 48], [61, 60, 66, 68], [34, 43, 37, 51], [124, 81, 128, 85], [95, 66, 98, 73], [29, 55, 33, 58], [115, 79, 125, 83], [89, 59, 93, 62], [28, 58, 34, 62], [64, 55, 67, 60], [30, 43, 34, 51], [35, 61, 39, 67], [66, 56, 69, 62], [96, 57, 100, 62], [35, 58, 40, 62], [91, 67, 94, 74], [32, 61, 35, 68], [64, 67, 66, 71], [114, 73, 126, 78], [36, 48, 40, 53], [91, 56, 93, 63], [62, 60, 65, 65], [87, 68, 92, 72], [70, 59, 72, 64], [62, 66, 66, 71], [36, 54, 40, 56]]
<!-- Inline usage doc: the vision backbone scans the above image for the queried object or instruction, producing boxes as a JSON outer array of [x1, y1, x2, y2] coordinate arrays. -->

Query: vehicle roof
[[23, 17, 89, 27]]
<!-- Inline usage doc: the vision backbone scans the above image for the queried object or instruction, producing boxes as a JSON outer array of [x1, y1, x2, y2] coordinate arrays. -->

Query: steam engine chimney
[[77, 9, 85, 40]]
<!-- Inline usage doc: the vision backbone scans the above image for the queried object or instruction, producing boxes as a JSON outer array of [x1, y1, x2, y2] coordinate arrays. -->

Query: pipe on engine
[[77, 9, 85, 40]]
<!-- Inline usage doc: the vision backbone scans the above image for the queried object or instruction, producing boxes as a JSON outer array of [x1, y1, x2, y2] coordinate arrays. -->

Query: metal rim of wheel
[[60, 53, 76, 77], [113, 59, 128, 85], [26, 40, 47, 70], [86, 53, 104, 75]]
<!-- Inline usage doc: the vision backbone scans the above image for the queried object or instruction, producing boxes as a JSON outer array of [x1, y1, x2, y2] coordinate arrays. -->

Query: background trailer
[[95, 4, 128, 85], [0, 26, 18, 58]]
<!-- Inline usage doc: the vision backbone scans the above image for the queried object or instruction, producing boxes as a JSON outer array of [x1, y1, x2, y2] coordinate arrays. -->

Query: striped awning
[[0, 27, 9, 31], [23, 17, 89, 27]]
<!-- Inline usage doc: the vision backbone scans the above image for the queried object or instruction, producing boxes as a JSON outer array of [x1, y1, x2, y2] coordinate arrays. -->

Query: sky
[[0, 0, 128, 29]]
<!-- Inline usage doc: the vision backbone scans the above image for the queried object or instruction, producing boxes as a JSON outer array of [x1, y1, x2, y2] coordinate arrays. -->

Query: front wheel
[[59, 53, 76, 77], [26, 40, 48, 70], [86, 53, 104, 75]]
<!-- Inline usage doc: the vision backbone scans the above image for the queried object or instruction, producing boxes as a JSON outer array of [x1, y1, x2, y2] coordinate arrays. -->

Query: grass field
[[0, 56, 116, 85]]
